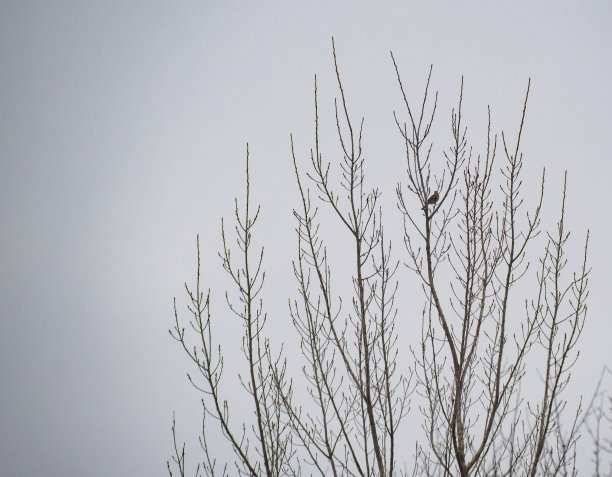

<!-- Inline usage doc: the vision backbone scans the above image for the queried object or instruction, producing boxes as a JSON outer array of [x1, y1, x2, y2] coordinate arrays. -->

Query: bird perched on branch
[[422, 191, 439, 210]]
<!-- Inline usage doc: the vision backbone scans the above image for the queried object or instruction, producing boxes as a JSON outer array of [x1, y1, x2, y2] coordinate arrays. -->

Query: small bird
[[422, 191, 439, 210]]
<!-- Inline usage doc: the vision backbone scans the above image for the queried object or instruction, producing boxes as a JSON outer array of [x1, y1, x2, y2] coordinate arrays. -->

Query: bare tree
[[279, 39, 411, 477], [168, 40, 593, 477], [391, 54, 589, 476], [169, 147, 294, 477]]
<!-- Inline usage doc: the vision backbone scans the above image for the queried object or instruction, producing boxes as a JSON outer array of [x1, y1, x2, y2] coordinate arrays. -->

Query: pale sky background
[[1, 2, 611, 476]]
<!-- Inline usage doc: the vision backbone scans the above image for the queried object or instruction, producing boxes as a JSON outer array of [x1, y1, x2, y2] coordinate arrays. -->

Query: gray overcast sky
[[1, 2, 610, 476]]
